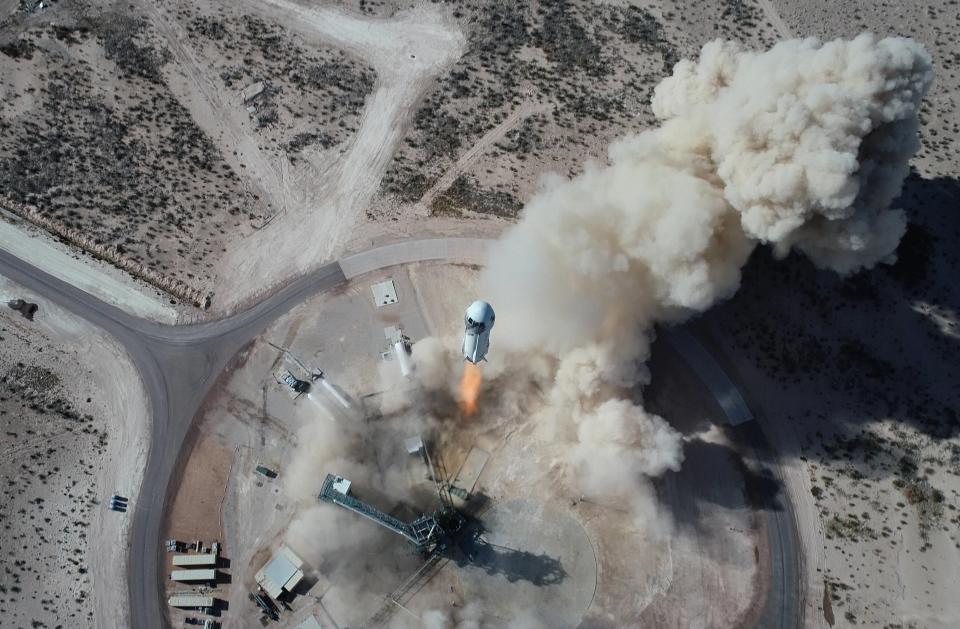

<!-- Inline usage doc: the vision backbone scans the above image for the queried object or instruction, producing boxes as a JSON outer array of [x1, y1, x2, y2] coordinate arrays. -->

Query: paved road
[[665, 328, 754, 426], [666, 325, 803, 629], [0, 237, 801, 629], [0, 238, 486, 629]]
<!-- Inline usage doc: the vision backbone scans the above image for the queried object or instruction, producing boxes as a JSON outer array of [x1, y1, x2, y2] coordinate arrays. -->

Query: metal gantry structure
[[318, 474, 441, 552], [317, 442, 471, 628]]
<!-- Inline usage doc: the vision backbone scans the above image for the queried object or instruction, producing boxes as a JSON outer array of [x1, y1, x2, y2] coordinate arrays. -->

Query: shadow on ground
[[450, 518, 567, 587]]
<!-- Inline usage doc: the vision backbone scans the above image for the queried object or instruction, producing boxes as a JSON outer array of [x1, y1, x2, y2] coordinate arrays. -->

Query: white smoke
[[482, 34, 932, 504], [276, 32, 932, 620], [652, 35, 932, 272], [415, 603, 545, 629]]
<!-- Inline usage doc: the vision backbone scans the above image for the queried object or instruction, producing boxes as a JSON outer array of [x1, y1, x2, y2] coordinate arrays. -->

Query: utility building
[[255, 545, 305, 600], [170, 569, 217, 583]]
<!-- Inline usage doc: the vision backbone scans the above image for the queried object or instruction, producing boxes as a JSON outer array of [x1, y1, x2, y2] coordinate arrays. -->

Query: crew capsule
[[462, 300, 495, 364]]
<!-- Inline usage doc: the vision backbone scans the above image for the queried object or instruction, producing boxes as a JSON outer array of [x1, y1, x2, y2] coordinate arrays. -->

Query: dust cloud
[[481, 34, 931, 508], [417, 602, 547, 629], [280, 33, 931, 624]]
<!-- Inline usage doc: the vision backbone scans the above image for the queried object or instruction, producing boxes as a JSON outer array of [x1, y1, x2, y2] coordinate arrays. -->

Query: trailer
[[168, 594, 215, 608], [255, 465, 278, 478], [172, 554, 217, 567], [170, 569, 217, 583]]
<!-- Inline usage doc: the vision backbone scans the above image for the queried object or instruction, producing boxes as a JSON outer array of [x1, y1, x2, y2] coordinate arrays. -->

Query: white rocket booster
[[462, 300, 495, 363]]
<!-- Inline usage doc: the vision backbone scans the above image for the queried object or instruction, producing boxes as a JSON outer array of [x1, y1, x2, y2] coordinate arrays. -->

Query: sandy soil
[[164, 432, 233, 546], [0, 211, 179, 322], [675, 2, 960, 627], [371, 0, 779, 227], [0, 274, 150, 628], [162, 429, 233, 625], [207, 0, 466, 313], [1, 0, 463, 317]]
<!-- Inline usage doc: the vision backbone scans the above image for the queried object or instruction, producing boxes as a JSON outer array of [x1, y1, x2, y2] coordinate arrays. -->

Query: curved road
[[665, 328, 803, 628], [0, 236, 799, 629], [0, 239, 486, 629]]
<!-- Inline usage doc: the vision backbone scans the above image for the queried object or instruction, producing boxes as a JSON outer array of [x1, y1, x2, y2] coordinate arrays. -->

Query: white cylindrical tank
[[393, 341, 413, 377], [320, 378, 352, 409]]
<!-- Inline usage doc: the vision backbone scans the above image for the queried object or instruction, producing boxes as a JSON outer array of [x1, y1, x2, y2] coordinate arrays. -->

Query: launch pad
[[317, 468, 598, 628]]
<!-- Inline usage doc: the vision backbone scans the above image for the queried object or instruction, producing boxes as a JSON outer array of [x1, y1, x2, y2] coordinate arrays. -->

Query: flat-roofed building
[[255, 545, 305, 599], [170, 569, 217, 582], [172, 554, 217, 567], [168, 594, 214, 608]]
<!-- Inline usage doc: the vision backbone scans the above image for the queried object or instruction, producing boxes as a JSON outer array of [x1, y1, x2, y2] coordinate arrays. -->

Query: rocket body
[[462, 300, 495, 363]]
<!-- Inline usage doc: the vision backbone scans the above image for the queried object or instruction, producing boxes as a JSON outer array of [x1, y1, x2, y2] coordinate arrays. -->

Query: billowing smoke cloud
[[482, 34, 932, 505], [652, 35, 932, 272], [278, 33, 931, 624], [415, 603, 547, 629]]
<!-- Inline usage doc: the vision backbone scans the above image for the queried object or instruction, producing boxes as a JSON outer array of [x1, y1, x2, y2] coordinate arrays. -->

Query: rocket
[[462, 300, 495, 363]]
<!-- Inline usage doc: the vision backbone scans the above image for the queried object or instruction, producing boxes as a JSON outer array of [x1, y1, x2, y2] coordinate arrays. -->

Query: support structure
[[318, 474, 440, 551]]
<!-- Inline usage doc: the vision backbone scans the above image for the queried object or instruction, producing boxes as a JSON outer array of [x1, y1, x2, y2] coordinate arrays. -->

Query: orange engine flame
[[459, 362, 483, 417]]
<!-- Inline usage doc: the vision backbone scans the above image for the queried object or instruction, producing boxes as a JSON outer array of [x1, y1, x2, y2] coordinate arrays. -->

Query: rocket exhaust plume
[[459, 362, 483, 417]]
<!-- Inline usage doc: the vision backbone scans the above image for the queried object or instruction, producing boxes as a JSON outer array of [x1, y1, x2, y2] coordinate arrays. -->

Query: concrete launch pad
[[458, 499, 597, 628], [164, 262, 765, 627]]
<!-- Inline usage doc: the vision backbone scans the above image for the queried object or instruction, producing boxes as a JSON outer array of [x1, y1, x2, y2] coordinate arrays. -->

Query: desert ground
[[1, 0, 959, 628], [0, 275, 149, 628]]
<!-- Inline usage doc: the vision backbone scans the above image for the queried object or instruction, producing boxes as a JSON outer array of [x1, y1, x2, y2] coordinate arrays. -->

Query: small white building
[[240, 81, 266, 103], [404, 436, 424, 455], [255, 545, 305, 600], [332, 476, 351, 495], [371, 279, 398, 307]]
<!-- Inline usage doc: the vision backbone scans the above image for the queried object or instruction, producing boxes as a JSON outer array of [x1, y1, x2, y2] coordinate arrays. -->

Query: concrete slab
[[339, 238, 490, 279], [452, 446, 490, 493], [371, 279, 398, 307], [459, 499, 597, 628]]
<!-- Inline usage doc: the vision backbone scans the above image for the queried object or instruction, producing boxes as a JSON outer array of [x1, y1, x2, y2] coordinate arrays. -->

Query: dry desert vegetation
[[0, 278, 148, 629], [0, 6, 262, 287], [0, 0, 378, 297], [1, 0, 960, 628], [688, 1, 960, 625], [374, 0, 781, 220], [704, 172, 960, 626]]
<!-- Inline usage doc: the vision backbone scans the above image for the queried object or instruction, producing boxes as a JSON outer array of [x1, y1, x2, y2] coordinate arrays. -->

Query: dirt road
[[148, 0, 468, 314]]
